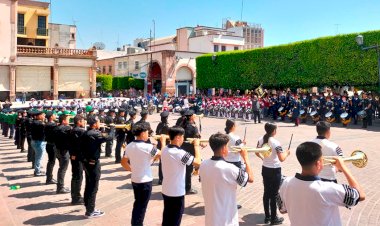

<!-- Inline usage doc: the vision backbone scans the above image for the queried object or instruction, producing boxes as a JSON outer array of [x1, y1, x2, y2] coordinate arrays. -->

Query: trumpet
[[323, 150, 368, 168], [152, 134, 170, 140], [230, 144, 272, 158], [99, 123, 132, 131], [186, 138, 209, 144]]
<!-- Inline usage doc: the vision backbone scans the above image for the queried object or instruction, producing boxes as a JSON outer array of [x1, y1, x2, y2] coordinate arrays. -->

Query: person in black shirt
[[54, 114, 72, 194], [104, 109, 116, 157], [44, 112, 58, 184], [156, 111, 170, 184], [175, 109, 186, 126], [137, 110, 153, 136], [125, 111, 137, 144], [69, 115, 86, 205], [19, 110, 27, 153], [30, 111, 46, 176], [82, 115, 115, 218], [181, 110, 201, 195], [115, 108, 127, 163]]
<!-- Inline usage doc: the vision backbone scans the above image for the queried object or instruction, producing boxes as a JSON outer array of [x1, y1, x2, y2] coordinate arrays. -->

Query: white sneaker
[[85, 210, 105, 218]]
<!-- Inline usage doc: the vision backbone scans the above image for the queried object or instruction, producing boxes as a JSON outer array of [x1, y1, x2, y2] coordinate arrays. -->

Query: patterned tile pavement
[[0, 113, 379, 226]]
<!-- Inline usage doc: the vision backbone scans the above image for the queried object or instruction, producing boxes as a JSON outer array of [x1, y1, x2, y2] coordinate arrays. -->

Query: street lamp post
[[355, 34, 380, 92]]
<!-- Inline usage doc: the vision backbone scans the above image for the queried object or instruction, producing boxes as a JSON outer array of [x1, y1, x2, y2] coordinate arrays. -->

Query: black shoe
[[46, 179, 57, 185], [34, 172, 45, 177], [57, 187, 70, 194], [115, 160, 121, 164], [237, 204, 242, 209], [264, 217, 271, 224], [186, 189, 198, 195], [158, 180, 162, 185], [20, 149, 26, 153], [271, 217, 284, 225], [9, 136, 13, 139], [71, 197, 84, 205]]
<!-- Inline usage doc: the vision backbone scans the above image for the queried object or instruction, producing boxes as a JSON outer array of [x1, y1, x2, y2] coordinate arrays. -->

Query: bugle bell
[[186, 138, 209, 144], [231, 144, 272, 158], [323, 150, 368, 168], [152, 134, 170, 140]]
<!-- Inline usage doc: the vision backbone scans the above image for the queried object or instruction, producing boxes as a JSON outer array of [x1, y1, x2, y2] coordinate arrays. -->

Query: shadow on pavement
[[116, 183, 133, 190], [3, 166, 31, 172], [184, 201, 204, 216], [17, 201, 71, 211], [23, 213, 86, 225], [6, 181, 42, 188], [1, 160, 27, 164], [101, 174, 130, 181], [150, 191, 163, 201], [9, 190, 56, 199], [6, 174, 34, 181], [240, 213, 267, 226], [1, 155, 25, 160]]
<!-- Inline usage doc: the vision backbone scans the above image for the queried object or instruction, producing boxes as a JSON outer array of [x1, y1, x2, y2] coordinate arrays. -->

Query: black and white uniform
[[200, 156, 248, 226], [279, 173, 360, 226], [225, 132, 244, 168], [311, 136, 343, 182], [124, 140, 158, 226], [161, 144, 194, 226], [257, 136, 284, 222]]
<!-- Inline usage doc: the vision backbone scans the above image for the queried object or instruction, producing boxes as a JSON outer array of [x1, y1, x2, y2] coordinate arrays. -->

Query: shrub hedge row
[[96, 75, 144, 91], [196, 30, 380, 90]]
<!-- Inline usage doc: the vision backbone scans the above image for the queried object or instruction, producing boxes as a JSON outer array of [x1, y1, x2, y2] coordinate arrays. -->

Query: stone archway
[[175, 66, 194, 97], [148, 61, 162, 94]]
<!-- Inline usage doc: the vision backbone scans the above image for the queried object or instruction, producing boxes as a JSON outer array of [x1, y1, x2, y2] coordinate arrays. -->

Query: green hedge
[[97, 75, 144, 90], [196, 30, 380, 90], [96, 74, 113, 91]]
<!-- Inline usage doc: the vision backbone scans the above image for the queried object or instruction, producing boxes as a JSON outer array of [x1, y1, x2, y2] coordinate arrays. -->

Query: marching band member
[[156, 111, 170, 185], [352, 92, 361, 125], [199, 132, 254, 226], [181, 110, 201, 195], [279, 142, 365, 226], [256, 123, 290, 225], [311, 121, 343, 183], [121, 122, 163, 226], [161, 126, 201, 226], [104, 109, 116, 157], [44, 112, 58, 184], [225, 119, 246, 168], [114, 108, 127, 164], [125, 111, 137, 144], [82, 115, 115, 218], [30, 110, 47, 176], [291, 94, 301, 126]]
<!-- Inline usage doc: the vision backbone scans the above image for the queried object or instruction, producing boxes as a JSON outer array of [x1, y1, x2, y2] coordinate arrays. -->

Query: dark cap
[[87, 115, 99, 126], [118, 108, 126, 113], [77, 109, 83, 114], [160, 111, 169, 118], [129, 111, 137, 116], [34, 110, 44, 116], [185, 110, 194, 116], [98, 108, 105, 113], [140, 110, 148, 117], [180, 109, 186, 116], [45, 111, 54, 119], [109, 108, 116, 113]]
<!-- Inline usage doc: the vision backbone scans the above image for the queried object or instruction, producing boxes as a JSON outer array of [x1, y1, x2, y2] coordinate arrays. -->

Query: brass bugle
[[230, 144, 272, 158], [195, 113, 204, 118], [98, 123, 131, 130], [152, 134, 170, 140], [186, 138, 209, 144], [323, 150, 368, 168]]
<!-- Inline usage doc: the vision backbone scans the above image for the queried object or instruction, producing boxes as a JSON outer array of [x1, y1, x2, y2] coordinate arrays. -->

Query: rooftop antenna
[[334, 24, 341, 35]]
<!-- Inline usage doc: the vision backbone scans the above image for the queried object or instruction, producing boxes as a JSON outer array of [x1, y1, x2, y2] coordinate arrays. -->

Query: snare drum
[[278, 106, 284, 112], [325, 111, 333, 118], [310, 111, 317, 117], [340, 112, 349, 119], [300, 110, 305, 115], [357, 110, 367, 119]]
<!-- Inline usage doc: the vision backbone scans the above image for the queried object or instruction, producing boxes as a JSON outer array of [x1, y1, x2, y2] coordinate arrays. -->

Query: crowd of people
[[0, 94, 367, 225]]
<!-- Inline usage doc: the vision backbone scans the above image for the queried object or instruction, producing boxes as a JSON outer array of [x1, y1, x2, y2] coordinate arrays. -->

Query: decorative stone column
[[53, 59, 59, 100], [9, 65, 16, 101], [90, 66, 97, 98]]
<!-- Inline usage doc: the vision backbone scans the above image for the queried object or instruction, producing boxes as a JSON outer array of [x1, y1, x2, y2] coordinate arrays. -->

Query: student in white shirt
[[121, 122, 164, 226], [279, 142, 365, 226], [200, 133, 254, 226], [256, 123, 290, 225], [225, 119, 246, 168], [161, 126, 201, 226], [311, 121, 343, 183]]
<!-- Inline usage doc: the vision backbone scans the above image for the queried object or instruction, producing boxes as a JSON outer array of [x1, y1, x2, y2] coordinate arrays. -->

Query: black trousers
[[70, 157, 84, 201], [115, 135, 125, 162], [2, 123, 8, 136], [253, 110, 261, 123], [55, 148, 70, 190], [105, 139, 113, 157], [46, 143, 56, 182], [14, 127, 20, 147], [131, 181, 152, 226], [20, 132, 26, 151], [262, 166, 281, 221], [185, 164, 193, 192], [162, 194, 184, 226], [84, 161, 101, 214], [158, 160, 163, 182], [27, 135, 35, 164]]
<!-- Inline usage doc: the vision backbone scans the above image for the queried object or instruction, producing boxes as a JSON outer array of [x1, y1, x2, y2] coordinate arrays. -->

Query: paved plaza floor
[[0, 113, 379, 226]]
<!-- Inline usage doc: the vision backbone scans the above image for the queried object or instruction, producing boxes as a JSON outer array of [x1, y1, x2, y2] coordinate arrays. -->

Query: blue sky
[[49, 0, 380, 50]]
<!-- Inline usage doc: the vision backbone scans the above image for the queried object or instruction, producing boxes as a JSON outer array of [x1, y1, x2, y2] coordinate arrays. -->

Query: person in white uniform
[[279, 142, 365, 226], [200, 132, 254, 226], [161, 126, 201, 226], [311, 121, 343, 183], [256, 122, 290, 225], [121, 122, 164, 226]]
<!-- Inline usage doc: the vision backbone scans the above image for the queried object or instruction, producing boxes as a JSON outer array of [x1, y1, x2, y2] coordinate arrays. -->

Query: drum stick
[[288, 134, 293, 150], [243, 127, 247, 141]]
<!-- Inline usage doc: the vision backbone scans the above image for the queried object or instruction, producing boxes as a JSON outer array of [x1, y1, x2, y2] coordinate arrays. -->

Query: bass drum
[[310, 111, 317, 117]]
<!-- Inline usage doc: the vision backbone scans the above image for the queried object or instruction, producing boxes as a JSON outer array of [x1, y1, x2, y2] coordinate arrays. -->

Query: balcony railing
[[37, 27, 48, 36], [17, 26, 26, 35], [17, 46, 96, 58]]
